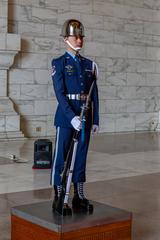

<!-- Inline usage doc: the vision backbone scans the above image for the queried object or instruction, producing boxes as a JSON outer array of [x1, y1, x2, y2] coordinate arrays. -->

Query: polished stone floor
[[1, 132, 160, 239]]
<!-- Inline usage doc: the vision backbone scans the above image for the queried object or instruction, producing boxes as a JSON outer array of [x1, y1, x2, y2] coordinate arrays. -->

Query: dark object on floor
[[33, 139, 52, 169]]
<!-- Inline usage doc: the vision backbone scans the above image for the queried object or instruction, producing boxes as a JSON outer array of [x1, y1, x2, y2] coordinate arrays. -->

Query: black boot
[[52, 185, 61, 211], [52, 195, 59, 210], [52, 185, 72, 216], [72, 183, 93, 213]]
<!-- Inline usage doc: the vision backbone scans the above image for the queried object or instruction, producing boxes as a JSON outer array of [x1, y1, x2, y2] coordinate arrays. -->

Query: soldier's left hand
[[92, 125, 99, 134]]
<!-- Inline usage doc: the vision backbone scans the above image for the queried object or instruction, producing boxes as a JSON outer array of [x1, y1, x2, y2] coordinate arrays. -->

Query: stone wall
[[6, 0, 160, 136], [0, 0, 24, 139], [0, 0, 8, 33]]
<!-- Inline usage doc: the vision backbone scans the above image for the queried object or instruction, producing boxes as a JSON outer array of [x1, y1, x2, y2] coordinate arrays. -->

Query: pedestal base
[[11, 201, 132, 240]]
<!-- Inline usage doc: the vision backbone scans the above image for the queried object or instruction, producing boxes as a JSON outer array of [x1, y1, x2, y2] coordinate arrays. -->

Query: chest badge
[[65, 65, 74, 73]]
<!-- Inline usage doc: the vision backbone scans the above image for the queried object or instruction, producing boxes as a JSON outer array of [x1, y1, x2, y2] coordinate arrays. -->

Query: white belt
[[66, 94, 88, 101]]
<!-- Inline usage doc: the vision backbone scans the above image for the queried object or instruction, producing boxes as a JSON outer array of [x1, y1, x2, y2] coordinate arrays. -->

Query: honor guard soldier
[[50, 19, 99, 212]]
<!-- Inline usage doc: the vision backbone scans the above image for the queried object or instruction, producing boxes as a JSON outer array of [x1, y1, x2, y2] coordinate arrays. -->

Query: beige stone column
[[0, 0, 24, 139]]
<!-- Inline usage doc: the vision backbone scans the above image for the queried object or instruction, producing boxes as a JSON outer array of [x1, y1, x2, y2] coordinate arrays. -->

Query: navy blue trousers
[[50, 126, 91, 186]]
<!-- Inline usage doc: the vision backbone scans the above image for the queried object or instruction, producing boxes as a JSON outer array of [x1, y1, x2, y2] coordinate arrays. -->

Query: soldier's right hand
[[71, 116, 82, 131]]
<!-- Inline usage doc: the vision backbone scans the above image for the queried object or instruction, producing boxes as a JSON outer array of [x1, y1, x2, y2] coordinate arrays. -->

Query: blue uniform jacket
[[51, 52, 99, 128]]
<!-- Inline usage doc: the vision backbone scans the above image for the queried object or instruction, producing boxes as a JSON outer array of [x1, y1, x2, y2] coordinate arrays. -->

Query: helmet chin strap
[[66, 40, 81, 52]]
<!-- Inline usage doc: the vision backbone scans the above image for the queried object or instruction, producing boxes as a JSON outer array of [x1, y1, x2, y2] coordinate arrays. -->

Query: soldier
[[51, 19, 99, 212]]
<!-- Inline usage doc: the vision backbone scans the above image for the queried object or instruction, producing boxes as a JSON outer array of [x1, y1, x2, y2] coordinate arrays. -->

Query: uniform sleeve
[[51, 59, 75, 122], [91, 61, 99, 125]]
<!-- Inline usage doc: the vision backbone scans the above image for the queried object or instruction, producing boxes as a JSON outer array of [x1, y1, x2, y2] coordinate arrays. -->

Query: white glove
[[71, 116, 81, 131], [92, 124, 99, 134]]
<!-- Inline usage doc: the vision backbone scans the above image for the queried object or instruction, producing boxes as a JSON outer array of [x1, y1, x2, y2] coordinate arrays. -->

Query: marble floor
[[1, 132, 160, 239]]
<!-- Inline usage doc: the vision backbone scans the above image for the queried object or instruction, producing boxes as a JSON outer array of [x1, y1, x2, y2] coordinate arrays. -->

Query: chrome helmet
[[61, 19, 85, 37]]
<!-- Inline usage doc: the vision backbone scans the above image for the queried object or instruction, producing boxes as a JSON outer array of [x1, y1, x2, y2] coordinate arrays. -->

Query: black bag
[[33, 139, 52, 169]]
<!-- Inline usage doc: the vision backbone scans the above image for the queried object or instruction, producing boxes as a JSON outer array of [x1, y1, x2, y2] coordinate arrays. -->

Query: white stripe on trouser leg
[[51, 127, 60, 186]]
